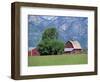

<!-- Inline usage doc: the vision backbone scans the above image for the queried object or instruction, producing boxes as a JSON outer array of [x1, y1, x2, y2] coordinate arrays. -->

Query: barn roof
[[28, 47, 36, 51], [67, 40, 82, 49]]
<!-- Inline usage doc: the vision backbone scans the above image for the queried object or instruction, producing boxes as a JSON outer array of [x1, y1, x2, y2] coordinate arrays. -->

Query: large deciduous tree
[[37, 27, 64, 55]]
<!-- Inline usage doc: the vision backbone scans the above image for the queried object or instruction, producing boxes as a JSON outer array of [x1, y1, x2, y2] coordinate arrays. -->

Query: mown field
[[28, 54, 87, 66]]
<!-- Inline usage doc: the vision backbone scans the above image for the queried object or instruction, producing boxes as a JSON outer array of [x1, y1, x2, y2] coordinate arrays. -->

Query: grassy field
[[28, 54, 87, 66]]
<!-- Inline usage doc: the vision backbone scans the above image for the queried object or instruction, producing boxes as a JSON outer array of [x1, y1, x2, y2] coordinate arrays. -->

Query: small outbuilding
[[64, 40, 82, 53], [28, 47, 40, 56]]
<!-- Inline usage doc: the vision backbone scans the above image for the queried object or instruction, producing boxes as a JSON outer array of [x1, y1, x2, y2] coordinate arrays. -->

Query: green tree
[[49, 39, 64, 55], [42, 28, 58, 40], [37, 27, 64, 55]]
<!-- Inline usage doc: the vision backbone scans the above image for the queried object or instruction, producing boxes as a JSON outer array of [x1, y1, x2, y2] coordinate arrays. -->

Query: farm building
[[64, 40, 82, 53], [28, 47, 40, 56]]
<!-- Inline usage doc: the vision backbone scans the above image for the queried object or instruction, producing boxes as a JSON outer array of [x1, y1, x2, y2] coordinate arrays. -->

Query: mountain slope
[[28, 15, 88, 49]]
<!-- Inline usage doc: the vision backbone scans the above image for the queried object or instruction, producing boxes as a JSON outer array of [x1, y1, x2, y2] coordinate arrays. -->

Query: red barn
[[64, 40, 82, 53], [28, 47, 40, 56]]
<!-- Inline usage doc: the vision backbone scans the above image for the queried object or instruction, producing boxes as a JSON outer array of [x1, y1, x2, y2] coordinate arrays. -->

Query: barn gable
[[64, 40, 82, 53]]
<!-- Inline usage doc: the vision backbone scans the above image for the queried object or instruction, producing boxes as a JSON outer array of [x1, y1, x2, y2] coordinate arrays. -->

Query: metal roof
[[28, 47, 36, 51], [66, 40, 82, 49]]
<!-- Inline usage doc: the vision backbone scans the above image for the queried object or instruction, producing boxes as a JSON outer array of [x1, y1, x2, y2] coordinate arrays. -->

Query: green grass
[[28, 54, 87, 66]]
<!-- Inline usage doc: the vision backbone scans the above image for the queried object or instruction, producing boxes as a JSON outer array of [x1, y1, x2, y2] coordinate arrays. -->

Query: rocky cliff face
[[28, 15, 88, 49]]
